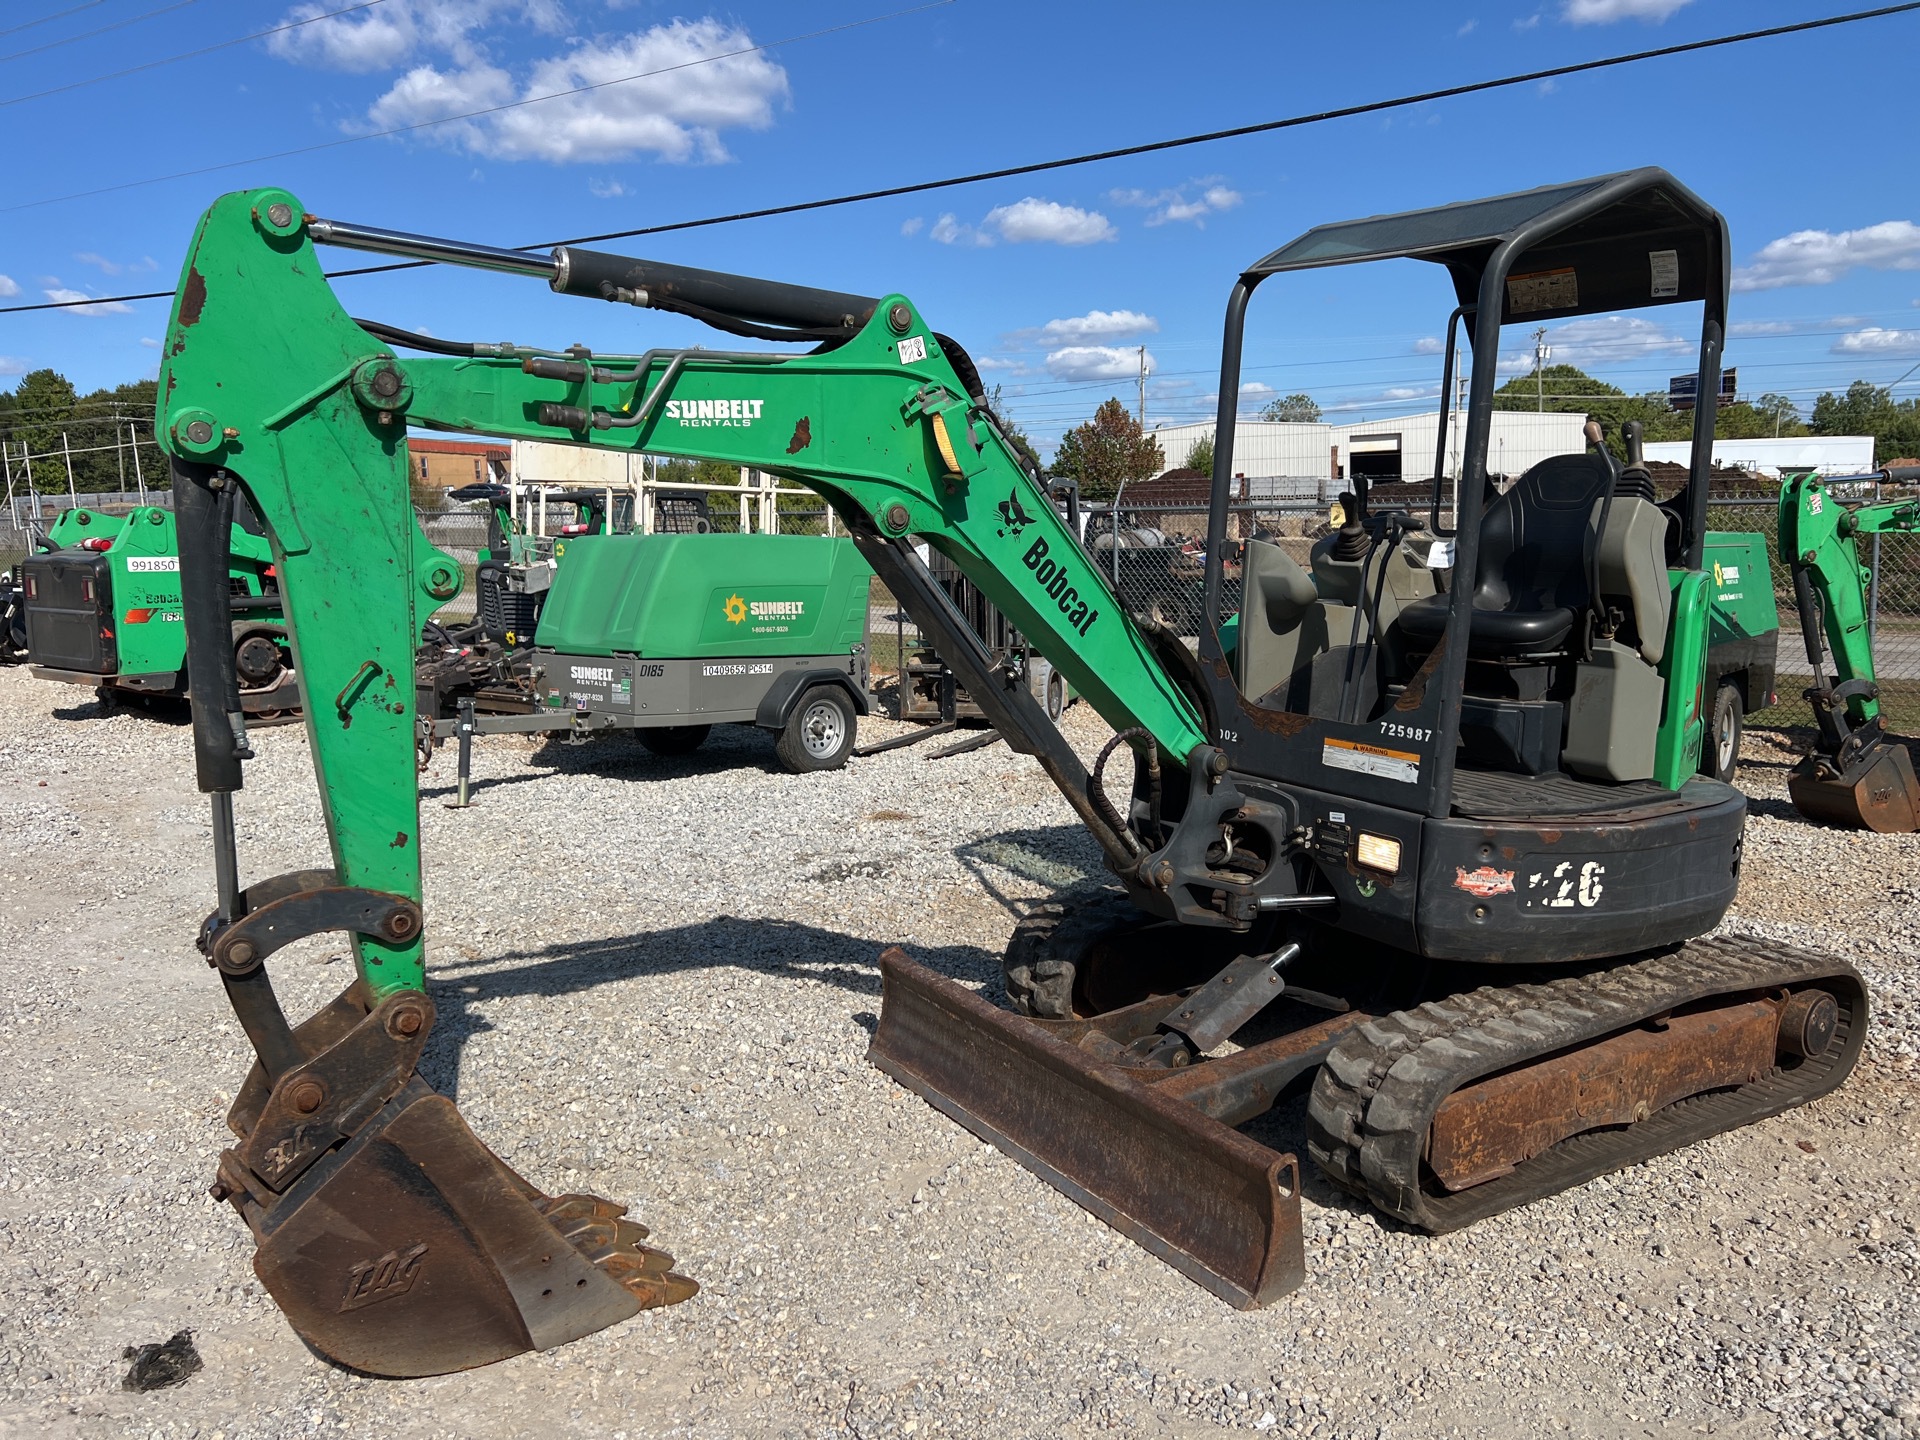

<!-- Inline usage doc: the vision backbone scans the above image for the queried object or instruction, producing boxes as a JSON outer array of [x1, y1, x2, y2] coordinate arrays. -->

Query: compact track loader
[[1778, 468, 1920, 830], [156, 170, 1862, 1375]]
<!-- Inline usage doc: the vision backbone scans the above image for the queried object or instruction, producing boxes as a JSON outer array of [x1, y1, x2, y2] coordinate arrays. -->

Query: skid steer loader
[[155, 170, 1862, 1376]]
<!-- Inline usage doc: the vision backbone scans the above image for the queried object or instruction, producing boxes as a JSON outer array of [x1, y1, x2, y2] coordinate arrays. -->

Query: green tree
[[1490, 363, 1696, 459], [1, 369, 79, 481], [1810, 381, 1920, 462], [1755, 392, 1808, 438], [1050, 398, 1164, 501], [1259, 392, 1320, 423], [987, 382, 1043, 477], [1186, 432, 1215, 476]]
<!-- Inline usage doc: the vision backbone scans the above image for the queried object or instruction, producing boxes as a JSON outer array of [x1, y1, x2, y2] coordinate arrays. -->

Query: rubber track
[[1305, 936, 1868, 1233]]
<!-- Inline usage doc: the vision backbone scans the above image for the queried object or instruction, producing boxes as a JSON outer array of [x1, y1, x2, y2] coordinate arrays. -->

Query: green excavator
[[1777, 468, 1920, 831], [157, 170, 1864, 1377]]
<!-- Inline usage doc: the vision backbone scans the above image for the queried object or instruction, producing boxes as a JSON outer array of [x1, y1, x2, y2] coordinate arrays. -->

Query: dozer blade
[[1789, 741, 1920, 832], [216, 987, 696, 1377], [868, 948, 1305, 1309]]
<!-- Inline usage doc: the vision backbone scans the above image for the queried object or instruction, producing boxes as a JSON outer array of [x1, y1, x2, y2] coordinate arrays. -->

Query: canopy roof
[[1248, 167, 1726, 327]]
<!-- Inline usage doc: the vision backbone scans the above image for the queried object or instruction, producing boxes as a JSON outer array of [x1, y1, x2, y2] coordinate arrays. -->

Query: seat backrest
[[1471, 452, 1614, 617]]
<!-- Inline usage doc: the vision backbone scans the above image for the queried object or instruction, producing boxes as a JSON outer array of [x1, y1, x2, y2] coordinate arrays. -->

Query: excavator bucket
[[214, 984, 696, 1378], [868, 948, 1307, 1309], [1789, 741, 1920, 833]]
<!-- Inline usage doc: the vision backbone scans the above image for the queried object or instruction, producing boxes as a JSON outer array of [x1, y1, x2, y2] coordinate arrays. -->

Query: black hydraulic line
[[16, 2, 1920, 309]]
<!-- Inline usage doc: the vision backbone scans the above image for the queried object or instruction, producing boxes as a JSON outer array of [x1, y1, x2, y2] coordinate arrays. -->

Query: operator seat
[[1399, 450, 1614, 660]]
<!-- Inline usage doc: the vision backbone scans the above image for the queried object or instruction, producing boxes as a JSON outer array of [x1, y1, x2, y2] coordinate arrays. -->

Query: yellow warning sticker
[[1322, 737, 1420, 785]]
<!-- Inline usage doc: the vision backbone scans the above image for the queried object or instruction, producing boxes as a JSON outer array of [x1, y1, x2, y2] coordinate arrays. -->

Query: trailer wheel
[[638, 724, 710, 757], [1045, 669, 1067, 722], [1702, 682, 1743, 783], [775, 686, 855, 772]]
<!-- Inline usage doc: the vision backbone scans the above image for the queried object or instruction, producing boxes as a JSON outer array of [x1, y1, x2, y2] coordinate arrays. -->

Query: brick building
[[409, 438, 509, 492]]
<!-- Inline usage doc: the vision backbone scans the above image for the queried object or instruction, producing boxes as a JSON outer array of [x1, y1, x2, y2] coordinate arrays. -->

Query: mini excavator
[[1778, 468, 1920, 831], [157, 170, 1864, 1377]]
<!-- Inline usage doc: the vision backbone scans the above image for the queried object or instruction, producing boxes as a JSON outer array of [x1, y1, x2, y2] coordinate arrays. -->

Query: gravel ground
[[0, 669, 1914, 1440]]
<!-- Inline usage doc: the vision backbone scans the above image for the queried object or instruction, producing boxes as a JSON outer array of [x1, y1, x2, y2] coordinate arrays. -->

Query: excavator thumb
[[208, 952, 696, 1378], [869, 948, 1309, 1309]]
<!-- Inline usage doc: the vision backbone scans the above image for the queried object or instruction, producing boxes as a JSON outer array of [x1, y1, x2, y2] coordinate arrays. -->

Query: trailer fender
[[755, 667, 870, 729]]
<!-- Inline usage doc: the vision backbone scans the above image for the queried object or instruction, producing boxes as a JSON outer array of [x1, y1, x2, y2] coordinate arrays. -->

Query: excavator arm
[[1778, 469, 1920, 830], [157, 187, 1215, 1374]]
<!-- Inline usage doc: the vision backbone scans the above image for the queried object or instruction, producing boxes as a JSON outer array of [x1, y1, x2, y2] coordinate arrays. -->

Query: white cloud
[[973, 356, 1032, 374], [1562, 0, 1691, 21], [1728, 319, 1796, 336], [0, 274, 18, 297], [1457, 18, 1478, 35], [1834, 327, 1920, 357], [1537, 78, 1558, 96], [356, 19, 789, 164], [74, 252, 156, 276], [588, 177, 629, 199], [1108, 181, 1243, 228], [929, 213, 990, 247], [43, 287, 133, 316], [986, 198, 1115, 246], [1514, 12, 1541, 28], [268, 0, 566, 73], [1019, 310, 1159, 346], [0, 356, 25, 376], [1733, 220, 1920, 292], [1412, 336, 1445, 355], [1501, 315, 1690, 371], [1381, 384, 1442, 402], [1046, 346, 1150, 382], [899, 216, 924, 237], [139, 337, 161, 348]]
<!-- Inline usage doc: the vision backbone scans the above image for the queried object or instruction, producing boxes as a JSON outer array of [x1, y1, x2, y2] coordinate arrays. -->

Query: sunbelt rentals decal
[[665, 398, 765, 429], [719, 590, 812, 637]]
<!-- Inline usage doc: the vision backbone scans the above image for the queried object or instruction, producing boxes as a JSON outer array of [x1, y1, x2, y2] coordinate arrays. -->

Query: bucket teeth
[[537, 1190, 695, 1309]]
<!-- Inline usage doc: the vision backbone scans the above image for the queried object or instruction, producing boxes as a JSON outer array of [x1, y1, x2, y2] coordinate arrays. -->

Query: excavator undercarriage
[[153, 170, 1870, 1375]]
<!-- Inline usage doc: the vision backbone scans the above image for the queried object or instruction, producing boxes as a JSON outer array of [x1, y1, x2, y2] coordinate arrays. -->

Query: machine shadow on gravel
[[415, 914, 1001, 1101], [954, 826, 1109, 919]]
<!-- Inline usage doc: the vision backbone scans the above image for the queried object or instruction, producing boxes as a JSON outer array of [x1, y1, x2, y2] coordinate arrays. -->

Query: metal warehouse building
[[1149, 411, 1591, 496]]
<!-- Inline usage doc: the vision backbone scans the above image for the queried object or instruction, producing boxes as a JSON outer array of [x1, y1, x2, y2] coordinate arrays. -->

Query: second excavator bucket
[[868, 948, 1306, 1309], [1789, 740, 1920, 833], [216, 985, 696, 1377]]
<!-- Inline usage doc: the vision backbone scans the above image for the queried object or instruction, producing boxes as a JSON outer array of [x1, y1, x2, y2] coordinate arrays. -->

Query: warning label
[[1505, 266, 1578, 314], [1321, 737, 1420, 785]]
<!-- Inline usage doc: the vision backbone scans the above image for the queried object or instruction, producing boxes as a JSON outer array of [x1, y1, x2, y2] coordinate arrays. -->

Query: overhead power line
[[0, 0, 205, 64], [0, 1, 112, 43], [0, 0, 389, 108], [6, 1, 1918, 314]]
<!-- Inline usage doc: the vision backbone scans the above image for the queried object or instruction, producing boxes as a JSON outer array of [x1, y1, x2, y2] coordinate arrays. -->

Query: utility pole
[[1136, 345, 1148, 428], [1532, 326, 1551, 413], [61, 431, 77, 506], [128, 422, 147, 503]]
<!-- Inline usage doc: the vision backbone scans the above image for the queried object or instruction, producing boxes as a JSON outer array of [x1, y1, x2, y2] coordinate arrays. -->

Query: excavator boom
[[158, 188, 1219, 1372]]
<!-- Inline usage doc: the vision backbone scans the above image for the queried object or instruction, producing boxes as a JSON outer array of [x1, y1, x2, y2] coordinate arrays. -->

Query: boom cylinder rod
[[305, 215, 879, 333], [305, 217, 560, 279]]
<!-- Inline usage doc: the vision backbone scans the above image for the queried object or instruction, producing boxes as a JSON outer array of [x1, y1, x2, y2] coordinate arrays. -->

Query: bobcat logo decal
[[996, 488, 1036, 537]]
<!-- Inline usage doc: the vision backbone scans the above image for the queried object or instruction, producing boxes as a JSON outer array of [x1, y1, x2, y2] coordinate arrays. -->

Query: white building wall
[[512, 440, 639, 487], [1641, 436, 1876, 478], [1149, 421, 1333, 479]]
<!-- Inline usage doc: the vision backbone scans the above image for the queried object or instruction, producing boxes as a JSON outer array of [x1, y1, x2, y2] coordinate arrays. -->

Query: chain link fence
[[1088, 483, 1920, 733]]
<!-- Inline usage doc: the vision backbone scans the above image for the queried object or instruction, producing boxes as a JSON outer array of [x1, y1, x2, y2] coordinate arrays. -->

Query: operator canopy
[[1248, 167, 1727, 337]]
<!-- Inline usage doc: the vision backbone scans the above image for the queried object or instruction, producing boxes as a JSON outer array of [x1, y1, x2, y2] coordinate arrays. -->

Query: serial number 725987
[[1378, 722, 1432, 743]]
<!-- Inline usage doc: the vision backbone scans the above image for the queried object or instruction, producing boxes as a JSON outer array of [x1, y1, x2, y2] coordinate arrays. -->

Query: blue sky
[[3, 0, 1919, 457]]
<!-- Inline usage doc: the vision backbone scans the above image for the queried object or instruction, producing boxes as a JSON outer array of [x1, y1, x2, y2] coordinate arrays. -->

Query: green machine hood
[[534, 531, 871, 659]]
